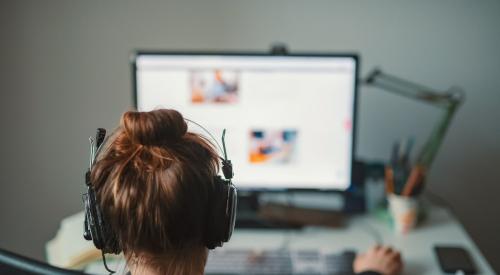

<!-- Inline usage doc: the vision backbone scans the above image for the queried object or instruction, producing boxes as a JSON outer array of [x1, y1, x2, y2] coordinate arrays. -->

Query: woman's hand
[[353, 245, 403, 275]]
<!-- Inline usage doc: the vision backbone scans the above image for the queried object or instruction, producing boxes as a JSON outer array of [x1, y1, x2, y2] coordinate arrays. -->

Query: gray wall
[[1, 0, 499, 272]]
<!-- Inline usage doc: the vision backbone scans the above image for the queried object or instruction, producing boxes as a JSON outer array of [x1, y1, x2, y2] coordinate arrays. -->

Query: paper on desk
[[45, 211, 98, 267]]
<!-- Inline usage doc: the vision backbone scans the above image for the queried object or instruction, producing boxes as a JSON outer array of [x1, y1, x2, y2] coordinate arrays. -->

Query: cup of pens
[[386, 140, 426, 234]]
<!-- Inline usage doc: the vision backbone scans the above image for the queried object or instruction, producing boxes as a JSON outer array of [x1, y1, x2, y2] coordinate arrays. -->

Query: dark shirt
[[126, 272, 382, 274], [124, 267, 382, 274], [126, 272, 381, 275]]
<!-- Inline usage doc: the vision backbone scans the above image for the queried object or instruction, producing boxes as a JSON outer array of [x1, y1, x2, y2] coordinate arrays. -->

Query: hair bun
[[122, 109, 187, 146]]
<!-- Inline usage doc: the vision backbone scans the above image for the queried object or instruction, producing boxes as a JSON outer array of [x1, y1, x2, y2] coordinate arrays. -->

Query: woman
[[90, 109, 402, 275]]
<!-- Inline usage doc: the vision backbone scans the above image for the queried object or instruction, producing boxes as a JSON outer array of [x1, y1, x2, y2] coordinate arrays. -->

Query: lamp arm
[[417, 99, 461, 168], [363, 68, 465, 169]]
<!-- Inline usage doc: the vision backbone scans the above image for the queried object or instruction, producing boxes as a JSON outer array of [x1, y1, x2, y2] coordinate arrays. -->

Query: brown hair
[[90, 109, 220, 274]]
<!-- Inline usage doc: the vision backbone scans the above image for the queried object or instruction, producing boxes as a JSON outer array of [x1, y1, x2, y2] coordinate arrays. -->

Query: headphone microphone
[[221, 129, 233, 180]]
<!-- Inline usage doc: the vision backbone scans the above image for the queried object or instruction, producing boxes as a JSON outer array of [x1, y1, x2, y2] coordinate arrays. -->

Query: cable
[[101, 251, 115, 274], [184, 118, 224, 154], [359, 221, 384, 245], [423, 189, 457, 217]]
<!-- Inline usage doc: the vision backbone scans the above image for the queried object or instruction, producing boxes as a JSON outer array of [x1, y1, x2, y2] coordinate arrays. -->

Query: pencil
[[385, 166, 395, 194], [402, 166, 425, 196]]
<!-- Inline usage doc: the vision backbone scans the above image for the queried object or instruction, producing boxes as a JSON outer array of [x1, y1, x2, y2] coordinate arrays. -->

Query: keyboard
[[205, 248, 356, 275]]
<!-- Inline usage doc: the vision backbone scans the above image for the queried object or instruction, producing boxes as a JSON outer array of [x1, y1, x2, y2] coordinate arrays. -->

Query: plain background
[[1, 0, 499, 272]]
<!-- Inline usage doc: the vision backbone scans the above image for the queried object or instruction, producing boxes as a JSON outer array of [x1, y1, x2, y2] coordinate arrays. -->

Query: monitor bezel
[[131, 50, 360, 193]]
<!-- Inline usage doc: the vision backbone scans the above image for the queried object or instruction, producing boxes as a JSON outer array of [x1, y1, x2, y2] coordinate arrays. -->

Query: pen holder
[[385, 165, 426, 234], [388, 193, 419, 234]]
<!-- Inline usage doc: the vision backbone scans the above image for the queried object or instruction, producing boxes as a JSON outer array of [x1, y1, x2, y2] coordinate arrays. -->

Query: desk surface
[[222, 206, 495, 274], [47, 205, 495, 274]]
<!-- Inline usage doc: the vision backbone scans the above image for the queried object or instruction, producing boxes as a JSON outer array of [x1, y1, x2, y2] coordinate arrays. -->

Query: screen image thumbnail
[[249, 129, 298, 164], [190, 69, 239, 104]]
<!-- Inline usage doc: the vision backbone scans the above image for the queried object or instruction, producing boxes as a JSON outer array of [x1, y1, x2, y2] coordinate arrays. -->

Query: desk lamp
[[364, 69, 465, 196]]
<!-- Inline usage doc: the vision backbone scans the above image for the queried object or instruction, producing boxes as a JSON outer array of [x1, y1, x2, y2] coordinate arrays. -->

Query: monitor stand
[[235, 191, 303, 229], [235, 191, 351, 229], [234, 160, 378, 229]]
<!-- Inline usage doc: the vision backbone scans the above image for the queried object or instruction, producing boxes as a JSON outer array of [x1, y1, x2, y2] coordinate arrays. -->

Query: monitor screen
[[133, 53, 358, 191]]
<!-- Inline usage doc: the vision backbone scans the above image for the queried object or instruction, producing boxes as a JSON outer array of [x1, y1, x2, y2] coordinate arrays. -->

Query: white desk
[[47, 205, 495, 274], [221, 206, 495, 274]]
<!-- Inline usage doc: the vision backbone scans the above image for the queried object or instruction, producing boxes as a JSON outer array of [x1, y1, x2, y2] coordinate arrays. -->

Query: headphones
[[82, 124, 237, 265]]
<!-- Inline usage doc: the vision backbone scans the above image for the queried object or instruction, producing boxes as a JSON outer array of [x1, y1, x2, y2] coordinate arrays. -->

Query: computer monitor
[[132, 52, 358, 191]]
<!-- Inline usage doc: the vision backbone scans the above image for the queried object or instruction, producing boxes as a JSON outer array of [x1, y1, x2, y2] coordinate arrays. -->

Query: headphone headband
[[82, 121, 237, 271]]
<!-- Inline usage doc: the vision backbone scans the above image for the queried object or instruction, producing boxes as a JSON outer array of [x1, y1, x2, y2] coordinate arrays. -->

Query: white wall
[[1, 0, 499, 272]]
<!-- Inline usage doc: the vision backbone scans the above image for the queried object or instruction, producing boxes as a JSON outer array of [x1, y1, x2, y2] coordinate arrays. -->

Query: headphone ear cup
[[85, 187, 121, 254], [205, 176, 227, 249], [205, 176, 238, 249], [224, 184, 237, 242], [87, 188, 105, 250]]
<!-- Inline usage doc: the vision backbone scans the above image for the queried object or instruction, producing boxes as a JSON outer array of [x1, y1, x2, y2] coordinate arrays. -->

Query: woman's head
[[90, 109, 220, 273]]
